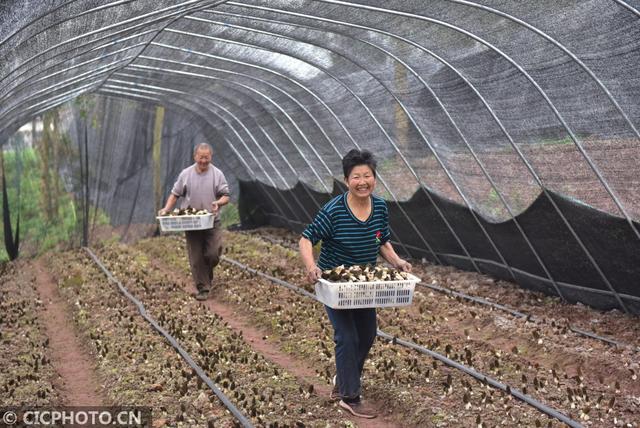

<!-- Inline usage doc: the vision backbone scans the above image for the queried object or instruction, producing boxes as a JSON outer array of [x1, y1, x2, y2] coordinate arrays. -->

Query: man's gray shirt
[[170, 163, 229, 212]]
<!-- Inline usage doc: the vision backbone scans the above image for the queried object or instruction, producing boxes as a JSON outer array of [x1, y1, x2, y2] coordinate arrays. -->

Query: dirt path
[[153, 259, 400, 428], [34, 259, 104, 407]]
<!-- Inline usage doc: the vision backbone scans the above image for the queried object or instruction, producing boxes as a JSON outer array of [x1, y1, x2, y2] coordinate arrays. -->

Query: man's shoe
[[195, 290, 209, 301], [329, 375, 339, 400], [338, 399, 377, 419]]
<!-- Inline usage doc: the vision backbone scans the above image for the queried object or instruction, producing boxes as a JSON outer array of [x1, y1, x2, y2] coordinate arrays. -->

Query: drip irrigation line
[[83, 247, 254, 428], [219, 254, 583, 427], [420, 281, 527, 318], [244, 231, 637, 352], [566, 327, 630, 350], [419, 282, 636, 351], [374, 331, 583, 428], [222, 256, 316, 300]]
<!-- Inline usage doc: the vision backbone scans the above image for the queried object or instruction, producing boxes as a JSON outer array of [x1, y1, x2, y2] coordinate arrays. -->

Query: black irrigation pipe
[[421, 281, 527, 318], [222, 256, 317, 300], [566, 326, 630, 349], [419, 282, 637, 351], [375, 331, 584, 428], [219, 254, 583, 428], [244, 231, 637, 352], [83, 247, 254, 428]]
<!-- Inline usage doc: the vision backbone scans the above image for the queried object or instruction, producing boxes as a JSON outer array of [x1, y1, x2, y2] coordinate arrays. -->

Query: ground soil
[[33, 259, 104, 407], [217, 228, 640, 426], [147, 255, 400, 428], [3, 225, 638, 427], [124, 230, 638, 426]]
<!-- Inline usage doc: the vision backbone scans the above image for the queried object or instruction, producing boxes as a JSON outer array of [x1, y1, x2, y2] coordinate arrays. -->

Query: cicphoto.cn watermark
[[0, 407, 152, 427]]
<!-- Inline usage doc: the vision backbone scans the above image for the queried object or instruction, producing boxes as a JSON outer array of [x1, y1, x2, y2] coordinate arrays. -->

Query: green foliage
[[220, 202, 240, 229], [0, 147, 109, 261], [74, 94, 95, 121], [484, 187, 503, 219]]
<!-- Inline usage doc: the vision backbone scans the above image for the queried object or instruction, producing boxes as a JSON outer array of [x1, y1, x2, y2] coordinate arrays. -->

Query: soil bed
[[0, 261, 60, 406], [131, 229, 639, 427]]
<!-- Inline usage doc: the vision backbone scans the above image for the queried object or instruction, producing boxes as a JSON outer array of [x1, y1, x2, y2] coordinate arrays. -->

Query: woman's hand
[[300, 237, 321, 284], [306, 265, 322, 283], [395, 259, 412, 272], [380, 242, 412, 273]]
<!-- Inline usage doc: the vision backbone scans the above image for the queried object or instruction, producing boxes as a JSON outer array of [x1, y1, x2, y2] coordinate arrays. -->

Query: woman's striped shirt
[[302, 193, 390, 270]]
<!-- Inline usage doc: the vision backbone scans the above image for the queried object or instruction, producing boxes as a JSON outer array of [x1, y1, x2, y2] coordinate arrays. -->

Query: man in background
[[158, 143, 230, 300]]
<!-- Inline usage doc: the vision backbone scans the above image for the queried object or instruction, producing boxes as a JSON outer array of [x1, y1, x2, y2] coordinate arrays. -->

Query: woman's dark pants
[[325, 306, 377, 401]]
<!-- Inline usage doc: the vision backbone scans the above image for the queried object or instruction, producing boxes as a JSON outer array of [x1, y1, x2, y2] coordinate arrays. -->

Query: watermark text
[[1, 407, 151, 427]]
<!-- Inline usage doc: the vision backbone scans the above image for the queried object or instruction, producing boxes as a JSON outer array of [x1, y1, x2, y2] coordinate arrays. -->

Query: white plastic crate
[[315, 273, 421, 309], [156, 213, 214, 232]]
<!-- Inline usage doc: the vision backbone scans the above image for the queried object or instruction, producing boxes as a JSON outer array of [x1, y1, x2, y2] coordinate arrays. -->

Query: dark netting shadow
[[239, 179, 640, 314]]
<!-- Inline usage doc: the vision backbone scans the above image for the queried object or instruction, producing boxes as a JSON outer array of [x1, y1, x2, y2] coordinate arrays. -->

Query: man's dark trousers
[[185, 225, 223, 292]]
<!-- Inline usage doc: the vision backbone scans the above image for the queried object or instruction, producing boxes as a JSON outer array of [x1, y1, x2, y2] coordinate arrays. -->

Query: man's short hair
[[193, 142, 213, 156]]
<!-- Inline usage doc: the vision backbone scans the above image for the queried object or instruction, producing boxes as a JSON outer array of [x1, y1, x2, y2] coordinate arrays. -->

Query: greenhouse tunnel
[[1, 0, 639, 314]]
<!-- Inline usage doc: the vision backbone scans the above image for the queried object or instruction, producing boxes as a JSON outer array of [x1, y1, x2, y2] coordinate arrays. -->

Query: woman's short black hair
[[342, 149, 377, 178]]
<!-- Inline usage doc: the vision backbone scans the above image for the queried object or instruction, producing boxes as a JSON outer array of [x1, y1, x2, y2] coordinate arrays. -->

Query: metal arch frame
[[0, 56, 137, 120], [142, 58, 336, 192], [129, 81, 318, 223], [0, 25, 159, 96], [0, 6, 437, 264], [104, 82, 309, 225], [2, 0, 632, 308], [296, 0, 640, 308], [96, 85, 294, 227], [0, 69, 122, 132], [193, 27, 520, 280], [0, 13, 189, 130], [124, 50, 419, 258], [179, 99, 307, 228], [449, 0, 640, 141], [0, 0, 134, 48], [301, 0, 640, 241], [4, 81, 105, 129], [128, 61, 337, 197], [161, 24, 486, 270], [222, 1, 631, 311], [613, 0, 640, 17], [0, 0, 231, 136], [104, 75, 424, 252], [148, 35, 443, 263], [186, 96, 309, 224], [0, 40, 151, 107], [0, 0, 231, 117], [134, 43, 421, 259], [91, 88, 274, 229], [200, 12, 571, 301], [94, 0, 233, 101], [133, 57, 337, 196], [114, 69, 326, 223], [114, 70, 318, 191], [173, 93, 318, 224], [0, 0, 209, 88], [198, 11, 566, 301], [195, 13, 564, 285], [118, 62, 415, 257]]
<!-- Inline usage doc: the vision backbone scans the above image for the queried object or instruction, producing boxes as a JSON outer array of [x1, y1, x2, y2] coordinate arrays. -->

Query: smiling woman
[[298, 148, 412, 419]]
